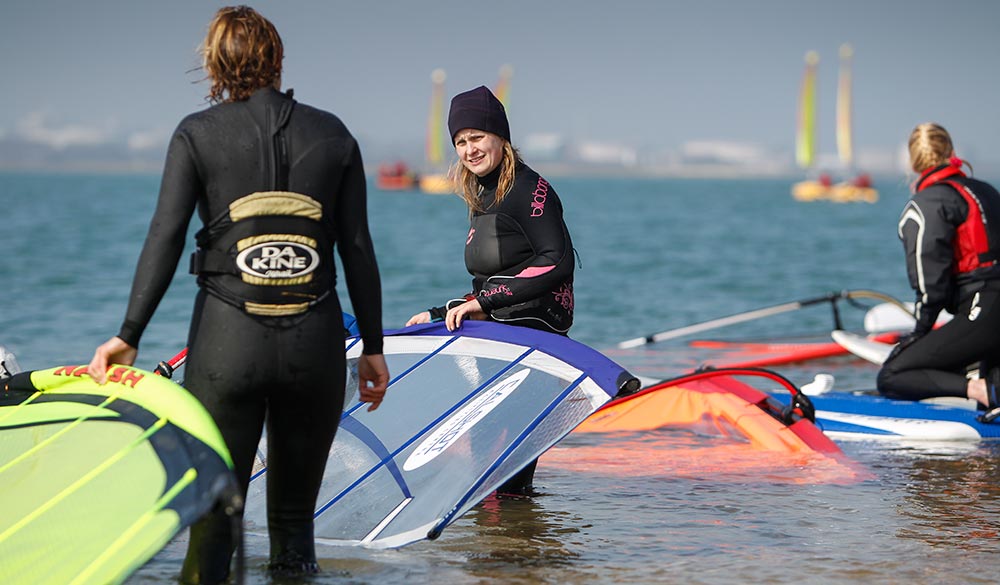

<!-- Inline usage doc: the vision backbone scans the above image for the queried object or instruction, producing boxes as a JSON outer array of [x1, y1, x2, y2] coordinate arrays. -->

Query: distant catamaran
[[418, 68, 452, 194], [419, 65, 514, 195], [792, 45, 877, 203]]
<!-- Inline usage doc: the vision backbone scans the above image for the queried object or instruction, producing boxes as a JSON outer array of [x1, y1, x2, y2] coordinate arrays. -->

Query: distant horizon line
[[0, 163, 937, 183]]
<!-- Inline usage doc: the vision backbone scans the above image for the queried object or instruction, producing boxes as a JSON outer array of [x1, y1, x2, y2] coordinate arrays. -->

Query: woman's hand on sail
[[406, 311, 432, 326], [445, 298, 487, 331], [357, 353, 390, 411], [87, 336, 138, 385]]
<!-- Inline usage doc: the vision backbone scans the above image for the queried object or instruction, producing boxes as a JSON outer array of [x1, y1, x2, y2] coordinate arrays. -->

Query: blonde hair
[[451, 142, 522, 213], [201, 6, 283, 103], [908, 123, 957, 173]]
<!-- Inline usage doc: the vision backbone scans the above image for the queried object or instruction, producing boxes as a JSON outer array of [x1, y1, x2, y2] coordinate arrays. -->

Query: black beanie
[[447, 85, 510, 144]]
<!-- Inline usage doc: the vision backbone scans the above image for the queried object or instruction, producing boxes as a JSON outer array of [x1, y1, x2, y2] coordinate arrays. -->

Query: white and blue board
[[812, 330, 1000, 440], [243, 321, 636, 548], [808, 391, 997, 441]]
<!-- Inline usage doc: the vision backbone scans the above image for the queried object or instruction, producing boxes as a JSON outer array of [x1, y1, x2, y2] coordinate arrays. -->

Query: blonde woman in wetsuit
[[88, 6, 389, 582], [878, 123, 1000, 422], [406, 85, 576, 495]]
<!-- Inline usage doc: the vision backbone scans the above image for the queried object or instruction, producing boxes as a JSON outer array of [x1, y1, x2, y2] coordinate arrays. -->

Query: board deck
[[807, 390, 998, 440]]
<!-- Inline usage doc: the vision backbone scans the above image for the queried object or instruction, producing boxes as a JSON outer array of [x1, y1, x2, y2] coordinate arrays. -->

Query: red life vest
[[916, 165, 999, 274]]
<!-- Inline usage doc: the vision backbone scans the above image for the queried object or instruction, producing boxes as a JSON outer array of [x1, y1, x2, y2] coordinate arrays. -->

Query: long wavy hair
[[451, 141, 522, 213], [201, 6, 283, 104]]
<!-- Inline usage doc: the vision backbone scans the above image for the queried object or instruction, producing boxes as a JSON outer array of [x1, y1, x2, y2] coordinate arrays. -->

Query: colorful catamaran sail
[[494, 64, 513, 108], [792, 45, 877, 203], [418, 68, 452, 194], [836, 44, 853, 169], [796, 51, 819, 173]]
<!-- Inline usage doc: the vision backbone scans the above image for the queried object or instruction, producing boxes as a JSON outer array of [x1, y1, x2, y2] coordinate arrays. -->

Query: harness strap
[[191, 249, 237, 275]]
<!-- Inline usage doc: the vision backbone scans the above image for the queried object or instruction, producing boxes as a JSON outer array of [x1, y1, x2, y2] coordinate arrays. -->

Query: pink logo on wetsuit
[[481, 284, 513, 297], [552, 282, 574, 311], [530, 177, 550, 217], [466, 228, 476, 245]]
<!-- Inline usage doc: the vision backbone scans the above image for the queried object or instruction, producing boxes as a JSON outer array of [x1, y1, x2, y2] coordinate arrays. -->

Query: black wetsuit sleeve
[[899, 187, 965, 334], [476, 192, 573, 313], [335, 140, 383, 355], [117, 129, 200, 347]]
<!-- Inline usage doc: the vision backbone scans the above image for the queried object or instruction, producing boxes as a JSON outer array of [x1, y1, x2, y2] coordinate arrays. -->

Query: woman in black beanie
[[406, 85, 576, 495]]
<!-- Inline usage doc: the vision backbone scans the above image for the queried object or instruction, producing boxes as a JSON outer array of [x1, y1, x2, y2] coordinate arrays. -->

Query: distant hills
[[6, 133, 994, 180], [0, 136, 164, 173]]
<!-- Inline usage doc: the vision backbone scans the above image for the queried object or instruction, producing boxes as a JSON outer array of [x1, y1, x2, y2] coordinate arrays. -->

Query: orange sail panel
[[575, 369, 841, 454]]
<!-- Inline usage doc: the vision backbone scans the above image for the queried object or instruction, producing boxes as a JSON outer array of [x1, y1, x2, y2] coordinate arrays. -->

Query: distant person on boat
[[878, 122, 1000, 422], [405, 85, 575, 495], [87, 6, 389, 582]]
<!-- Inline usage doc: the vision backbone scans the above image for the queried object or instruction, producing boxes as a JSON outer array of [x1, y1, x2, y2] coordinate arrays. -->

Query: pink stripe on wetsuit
[[514, 265, 556, 278]]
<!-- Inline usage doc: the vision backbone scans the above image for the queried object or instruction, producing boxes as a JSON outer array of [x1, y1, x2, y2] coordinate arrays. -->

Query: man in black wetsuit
[[878, 123, 1000, 422], [407, 85, 575, 495], [88, 7, 389, 582]]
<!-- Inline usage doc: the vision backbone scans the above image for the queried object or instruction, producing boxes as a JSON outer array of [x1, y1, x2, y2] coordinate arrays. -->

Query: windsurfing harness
[[901, 164, 1000, 333], [188, 94, 335, 316], [190, 190, 334, 316]]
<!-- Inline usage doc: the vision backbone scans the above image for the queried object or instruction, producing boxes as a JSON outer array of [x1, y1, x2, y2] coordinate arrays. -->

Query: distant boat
[[419, 69, 453, 194], [791, 45, 877, 204], [376, 160, 418, 191]]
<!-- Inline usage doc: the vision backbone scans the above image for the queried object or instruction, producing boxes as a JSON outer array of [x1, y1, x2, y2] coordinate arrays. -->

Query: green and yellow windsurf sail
[[796, 51, 819, 170], [0, 365, 236, 585]]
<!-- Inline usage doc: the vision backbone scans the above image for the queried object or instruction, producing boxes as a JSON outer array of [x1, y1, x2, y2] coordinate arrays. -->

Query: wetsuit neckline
[[477, 165, 503, 190], [477, 161, 527, 190]]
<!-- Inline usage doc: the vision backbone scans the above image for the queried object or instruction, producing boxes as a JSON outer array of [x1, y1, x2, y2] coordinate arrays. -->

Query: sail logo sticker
[[54, 365, 146, 388], [403, 368, 531, 471], [236, 242, 319, 279]]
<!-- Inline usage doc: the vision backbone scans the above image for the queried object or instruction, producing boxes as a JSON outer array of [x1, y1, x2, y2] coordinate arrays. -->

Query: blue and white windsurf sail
[[243, 321, 637, 548]]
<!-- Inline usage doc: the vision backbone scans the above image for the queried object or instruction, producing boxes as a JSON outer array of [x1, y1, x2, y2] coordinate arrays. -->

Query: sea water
[[3, 172, 999, 584]]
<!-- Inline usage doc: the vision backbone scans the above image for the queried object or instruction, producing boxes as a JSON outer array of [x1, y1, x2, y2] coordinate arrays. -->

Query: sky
[[3, 0, 1000, 174]]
